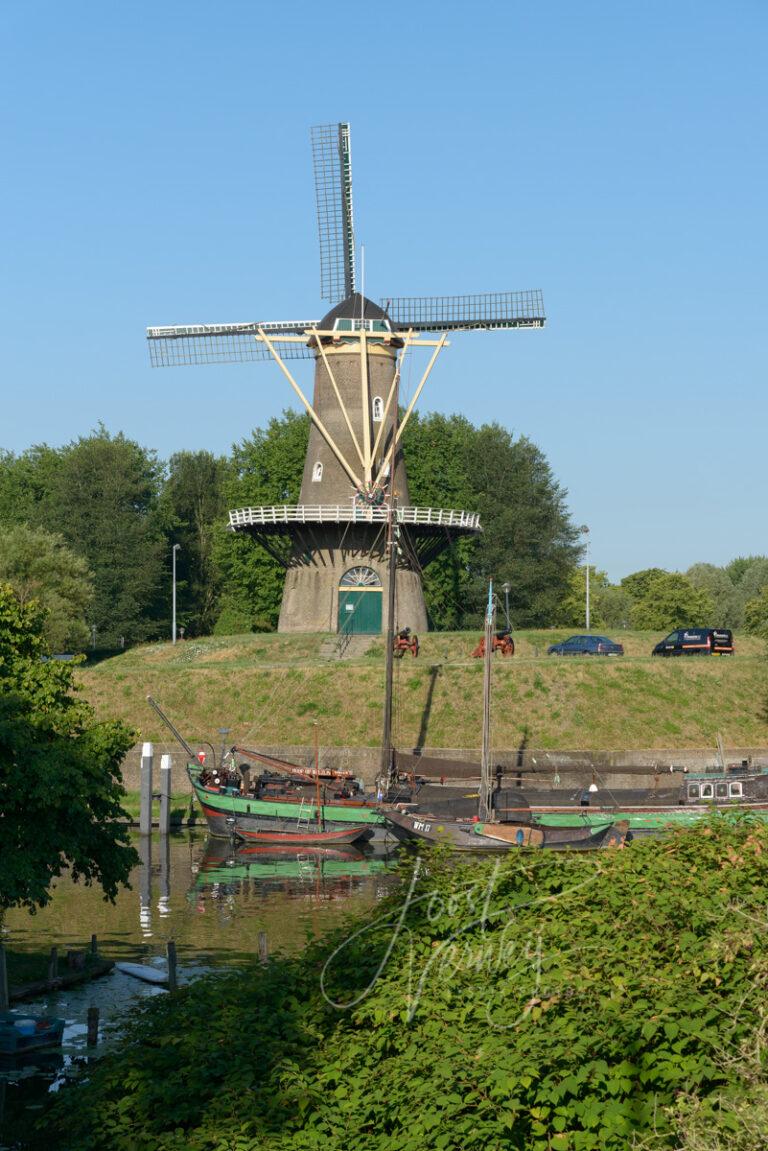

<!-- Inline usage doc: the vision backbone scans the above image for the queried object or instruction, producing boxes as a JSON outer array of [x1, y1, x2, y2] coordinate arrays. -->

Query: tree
[[161, 451, 228, 636], [0, 584, 136, 914], [214, 412, 310, 632], [0, 524, 93, 652], [620, 567, 670, 601], [554, 566, 633, 629], [0, 445, 62, 528], [404, 414, 580, 628], [627, 571, 715, 631], [744, 587, 768, 641], [47, 427, 167, 646], [685, 562, 741, 628]]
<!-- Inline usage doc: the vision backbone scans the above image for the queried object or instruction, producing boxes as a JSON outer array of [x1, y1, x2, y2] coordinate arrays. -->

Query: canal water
[[0, 832, 400, 1149]]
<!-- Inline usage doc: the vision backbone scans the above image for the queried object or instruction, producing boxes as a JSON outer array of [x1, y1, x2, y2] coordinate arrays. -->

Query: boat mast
[[379, 363, 401, 794], [478, 581, 494, 822]]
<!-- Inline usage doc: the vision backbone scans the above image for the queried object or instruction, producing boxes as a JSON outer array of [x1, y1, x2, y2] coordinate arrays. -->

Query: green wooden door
[[338, 588, 382, 634]]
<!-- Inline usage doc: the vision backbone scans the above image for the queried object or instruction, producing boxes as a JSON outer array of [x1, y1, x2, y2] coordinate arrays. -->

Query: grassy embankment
[[77, 630, 768, 752]]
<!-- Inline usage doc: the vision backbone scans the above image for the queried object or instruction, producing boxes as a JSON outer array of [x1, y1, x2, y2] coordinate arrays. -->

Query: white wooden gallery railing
[[228, 505, 481, 530]]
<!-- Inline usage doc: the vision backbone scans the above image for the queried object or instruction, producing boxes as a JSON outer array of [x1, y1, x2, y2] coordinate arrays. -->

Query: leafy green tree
[[555, 565, 610, 627], [620, 567, 669, 601], [0, 445, 62, 528], [47, 427, 167, 645], [214, 412, 310, 632], [0, 524, 93, 652], [0, 584, 136, 914], [685, 562, 741, 628], [404, 414, 580, 628], [726, 555, 768, 585], [744, 587, 768, 640], [628, 571, 715, 631], [161, 451, 228, 635]]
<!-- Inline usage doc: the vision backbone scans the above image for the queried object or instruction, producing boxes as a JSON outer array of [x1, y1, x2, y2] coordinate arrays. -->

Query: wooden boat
[[187, 763, 386, 840], [233, 821, 373, 846], [497, 765, 768, 835], [0, 1011, 64, 1056], [147, 696, 387, 842], [385, 808, 629, 851]]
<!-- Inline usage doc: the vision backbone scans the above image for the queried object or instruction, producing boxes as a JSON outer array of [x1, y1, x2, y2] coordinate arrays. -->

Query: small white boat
[[115, 962, 169, 986]]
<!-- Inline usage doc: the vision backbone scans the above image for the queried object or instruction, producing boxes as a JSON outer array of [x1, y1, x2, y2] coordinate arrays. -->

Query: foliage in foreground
[[42, 818, 768, 1150], [0, 583, 137, 913]]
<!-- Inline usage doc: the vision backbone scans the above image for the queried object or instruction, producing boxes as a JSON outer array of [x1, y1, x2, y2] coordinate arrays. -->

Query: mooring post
[[47, 946, 58, 983], [87, 1006, 99, 1047], [90, 933, 98, 958], [258, 931, 268, 965], [166, 940, 178, 992], [159, 753, 172, 835], [0, 944, 9, 1009], [140, 741, 154, 833]]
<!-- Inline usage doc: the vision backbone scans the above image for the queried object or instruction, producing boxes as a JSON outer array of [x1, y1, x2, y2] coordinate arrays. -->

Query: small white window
[[312, 461, 323, 482], [700, 783, 714, 800], [372, 396, 384, 422], [729, 782, 743, 798]]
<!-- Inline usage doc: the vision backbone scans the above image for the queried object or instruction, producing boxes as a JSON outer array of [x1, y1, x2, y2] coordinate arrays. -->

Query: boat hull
[[189, 765, 385, 839], [234, 822, 373, 846], [384, 810, 627, 851]]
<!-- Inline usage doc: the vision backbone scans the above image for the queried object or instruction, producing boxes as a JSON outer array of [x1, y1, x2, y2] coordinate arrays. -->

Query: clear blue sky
[[2, 1, 765, 580]]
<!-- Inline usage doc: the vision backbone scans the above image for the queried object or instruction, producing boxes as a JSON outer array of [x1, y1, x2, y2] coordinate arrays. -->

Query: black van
[[651, 628, 734, 657]]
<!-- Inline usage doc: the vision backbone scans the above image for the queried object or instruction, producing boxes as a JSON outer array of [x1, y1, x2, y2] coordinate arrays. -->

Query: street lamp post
[[501, 582, 511, 629], [172, 544, 181, 644], [579, 526, 590, 631]]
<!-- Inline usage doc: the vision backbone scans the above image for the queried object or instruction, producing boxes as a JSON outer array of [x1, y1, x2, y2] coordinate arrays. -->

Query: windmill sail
[[382, 290, 545, 332], [146, 321, 316, 366], [311, 123, 356, 304]]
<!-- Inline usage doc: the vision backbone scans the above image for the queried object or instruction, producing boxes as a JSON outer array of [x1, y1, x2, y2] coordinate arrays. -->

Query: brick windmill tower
[[147, 123, 545, 634]]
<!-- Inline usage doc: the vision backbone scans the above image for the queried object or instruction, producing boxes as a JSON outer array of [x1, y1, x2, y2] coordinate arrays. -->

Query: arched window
[[372, 396, 384, 421], [312, 461, 323, 482]]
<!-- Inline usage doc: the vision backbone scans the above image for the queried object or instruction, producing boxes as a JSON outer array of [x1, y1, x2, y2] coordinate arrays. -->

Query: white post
[[159, 753, 172, 835], [140, 741, 154, 835]]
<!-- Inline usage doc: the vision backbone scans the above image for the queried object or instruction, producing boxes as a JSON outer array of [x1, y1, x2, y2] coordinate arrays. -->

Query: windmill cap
[[319, 293, 391, 328]]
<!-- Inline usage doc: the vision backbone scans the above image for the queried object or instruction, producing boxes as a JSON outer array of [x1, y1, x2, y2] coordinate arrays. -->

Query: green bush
[[42, 819, 768, 1150]]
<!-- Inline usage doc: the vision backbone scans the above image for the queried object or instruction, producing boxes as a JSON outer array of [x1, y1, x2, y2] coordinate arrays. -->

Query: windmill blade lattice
[[311, 123, 356, 304], [146, 321, 317, 366], [382, 290, 545, 332]]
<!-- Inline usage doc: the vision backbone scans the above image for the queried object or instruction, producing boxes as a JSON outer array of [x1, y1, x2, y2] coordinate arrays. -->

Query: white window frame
[[729, 782, 743, 798], [312, 461, 323, 482], [700, 783, 714, 800], [372, 396, 384, 421]]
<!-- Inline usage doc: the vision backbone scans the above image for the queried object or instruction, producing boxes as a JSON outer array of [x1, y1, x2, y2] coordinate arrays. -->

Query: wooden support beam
[[312, 328, 366, 470], [370, 330, 413, 466], [359, 326, 372, 483], [258, 327, 364, 491], [373, 333, 447, 487]]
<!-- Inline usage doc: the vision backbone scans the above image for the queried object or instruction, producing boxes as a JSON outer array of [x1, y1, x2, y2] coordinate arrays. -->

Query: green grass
[[76, 630, 768, 751]]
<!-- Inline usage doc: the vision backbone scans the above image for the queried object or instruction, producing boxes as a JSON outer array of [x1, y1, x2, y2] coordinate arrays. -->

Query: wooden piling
[[166, 941, 178, 993], [159, 753, 172, 834], [258, 931, 268, 965], [87, 1006, 99, 1047], [47, 946, 58, 983], [0, 944, 8, 1009], [91, 933, 98, 958], [140, 741, 154, 834]]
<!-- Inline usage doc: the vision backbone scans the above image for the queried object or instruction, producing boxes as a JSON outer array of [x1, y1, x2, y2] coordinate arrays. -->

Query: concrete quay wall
[[120, 741, 768, 794]]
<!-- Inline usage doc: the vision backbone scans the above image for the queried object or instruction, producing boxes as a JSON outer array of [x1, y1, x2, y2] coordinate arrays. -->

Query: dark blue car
[[547, 635, 624, 656]]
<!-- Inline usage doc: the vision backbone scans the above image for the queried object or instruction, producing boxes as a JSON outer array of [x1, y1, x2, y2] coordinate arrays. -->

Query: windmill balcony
[[228, 505, 482, 533]]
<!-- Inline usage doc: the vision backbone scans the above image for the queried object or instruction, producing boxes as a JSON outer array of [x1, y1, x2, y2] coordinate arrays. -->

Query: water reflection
[[1, 833, 400, 1149]]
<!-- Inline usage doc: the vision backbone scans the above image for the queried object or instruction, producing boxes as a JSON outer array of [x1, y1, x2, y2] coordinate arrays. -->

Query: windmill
[[147, 123, 545, 635]]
